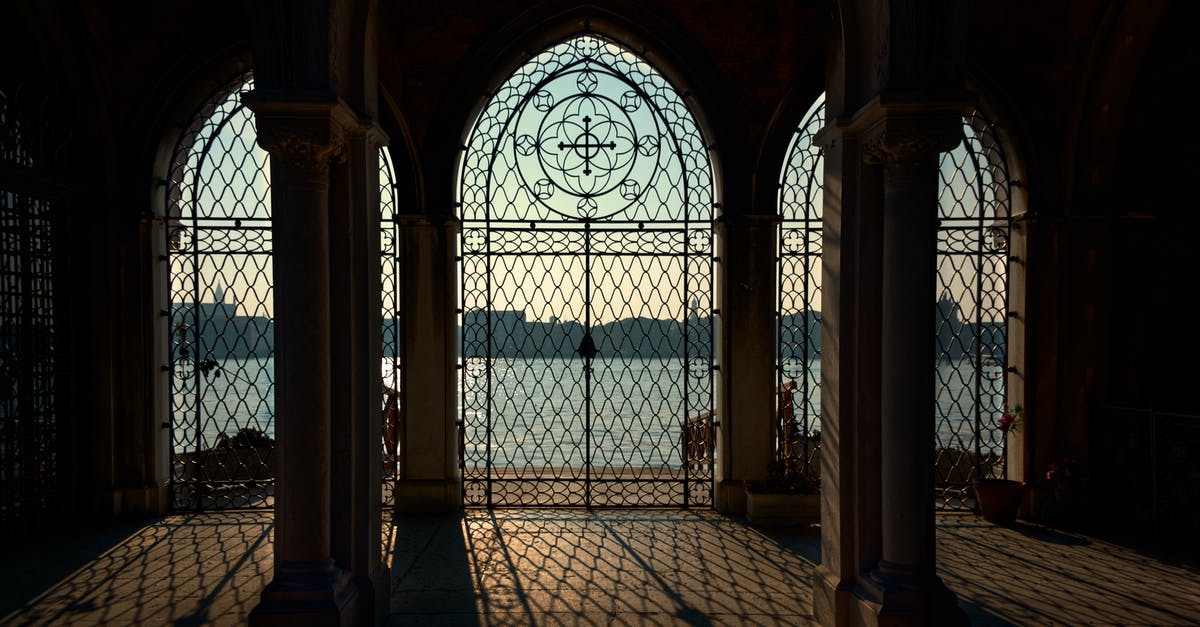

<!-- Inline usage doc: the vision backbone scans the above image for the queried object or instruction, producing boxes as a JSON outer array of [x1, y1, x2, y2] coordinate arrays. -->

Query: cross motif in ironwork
[[558, 116, 616, 175]]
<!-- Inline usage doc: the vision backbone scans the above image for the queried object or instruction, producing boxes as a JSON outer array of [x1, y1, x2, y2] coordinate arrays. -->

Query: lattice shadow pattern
[[389, 510, 818, 623]]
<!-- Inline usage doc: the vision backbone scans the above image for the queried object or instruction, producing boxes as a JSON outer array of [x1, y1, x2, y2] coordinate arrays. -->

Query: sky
[[169, 41, 1010, 329]]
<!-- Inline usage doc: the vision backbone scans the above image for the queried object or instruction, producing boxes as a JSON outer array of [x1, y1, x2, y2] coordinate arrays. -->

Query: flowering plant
[[998, 404, 1023, 434]]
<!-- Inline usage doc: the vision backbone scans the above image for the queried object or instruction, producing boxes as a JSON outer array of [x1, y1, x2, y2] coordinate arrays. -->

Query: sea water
[[170, 355, 1005, 463]]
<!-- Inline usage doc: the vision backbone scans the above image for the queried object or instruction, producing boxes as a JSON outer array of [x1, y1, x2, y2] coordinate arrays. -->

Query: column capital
[[259, 131, 346, 180], [860, 117, 958, 166], [243, 90, 363, 180], [816, 92, 970, 164]]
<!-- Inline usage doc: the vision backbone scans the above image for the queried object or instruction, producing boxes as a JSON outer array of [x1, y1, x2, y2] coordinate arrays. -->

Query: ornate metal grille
[[779, 99, 1012, 511], [776, 96, 825, 486], [165, 75, 275, 510], [379, 148, 401, 511], [1, 85, 65, 531], [459, 33, 716, 507], [935, 108, 1012, 509], [165, 74, 400, 511]]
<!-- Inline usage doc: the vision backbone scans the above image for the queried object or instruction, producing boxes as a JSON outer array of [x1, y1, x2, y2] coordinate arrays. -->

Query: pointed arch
[[934, 104, 1015, 508], [160, 73, 275, 510], [776, 91, 1018, 509], [156, 70, 402, 511], [456, 30, 717, 507], [775, 93, 826, 484]]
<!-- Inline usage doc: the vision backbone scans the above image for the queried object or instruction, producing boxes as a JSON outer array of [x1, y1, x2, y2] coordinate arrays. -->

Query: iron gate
[[778, 97, 1013, 510], [380, 148, 401, 511], [1, 82, 68, 533], [166, 73, 403, 511], [458, 33, 716, 507], [776, 96, 825, 487], [933, 108, 1012, 509], [165, 74, 276, 510]]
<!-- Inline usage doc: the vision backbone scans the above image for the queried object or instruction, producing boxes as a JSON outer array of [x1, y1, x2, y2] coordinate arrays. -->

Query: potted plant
[[745, 458, 820, 526], [973, 405, 1028, 524]]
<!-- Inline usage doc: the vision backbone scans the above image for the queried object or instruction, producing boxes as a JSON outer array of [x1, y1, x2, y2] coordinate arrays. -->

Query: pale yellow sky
[[173, 71, 1007, 330]]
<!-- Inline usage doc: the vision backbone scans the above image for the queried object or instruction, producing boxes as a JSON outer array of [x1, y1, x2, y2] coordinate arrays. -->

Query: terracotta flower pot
[[973, 478, 1028, 525]]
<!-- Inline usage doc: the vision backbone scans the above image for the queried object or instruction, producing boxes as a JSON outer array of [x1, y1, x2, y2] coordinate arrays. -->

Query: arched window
[[776, 94, 825, 485], [1, 84, 65, 530], [458, 32, 716, 507], [164, 74, 274, 510], [935, 108, 1013, 509], [162, 73, 399, 511], [379, 147, 401, 510], [777, 96, 1014, 510]]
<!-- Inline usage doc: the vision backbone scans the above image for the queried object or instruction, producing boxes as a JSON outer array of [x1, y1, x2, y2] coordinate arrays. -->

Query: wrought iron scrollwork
[[934, 107, 1013, 510], [165, 74, 276, 511], [778, 97, 1014, 511], [777, 95, 825, 491], [1, 83, 67, 532], [460, 32, 715, 508], [380, 147, 401, 513], [167, 74, 400, 513]]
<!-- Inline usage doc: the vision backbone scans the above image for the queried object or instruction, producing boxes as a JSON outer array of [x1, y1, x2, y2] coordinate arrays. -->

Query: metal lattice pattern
[[776, 96, 824, 486], [166, 74, 400, 512], [1, 87, 63, 531], [935, 109, 1012, 509], [779, 99, 1012, 511], [380, 148, 400, 511], [459, 33, 715, 507], [166, 75, 276, 510]]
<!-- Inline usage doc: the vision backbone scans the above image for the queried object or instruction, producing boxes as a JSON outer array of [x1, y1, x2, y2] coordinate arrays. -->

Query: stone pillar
[[811, 123, 885, 626], [245, 94, 359, 625], [713, 213, 779, 514], [861, 105, 966, 626], [328, 118, 389, 622], [393, 213, 461, 513]]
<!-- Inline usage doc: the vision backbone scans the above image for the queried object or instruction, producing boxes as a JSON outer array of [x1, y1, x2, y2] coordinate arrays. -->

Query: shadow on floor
[[0, 512, 273, 626], [5, 510, 1198, 625], [385, 510, 821, 626], [937, 515, 1200, 626]]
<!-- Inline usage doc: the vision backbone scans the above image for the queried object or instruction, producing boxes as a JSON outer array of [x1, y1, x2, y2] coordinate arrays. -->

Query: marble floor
[[1, 510, 1197, 625]]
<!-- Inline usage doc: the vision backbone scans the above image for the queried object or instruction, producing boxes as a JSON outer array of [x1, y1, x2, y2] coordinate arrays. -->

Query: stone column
[[862, 106, 966, 626], [811, 122, 885, 626], [713, 213, 779, 514], [328, 118, 389, 622], [245, 94, 359, 625], [393, 213, 461, 513]]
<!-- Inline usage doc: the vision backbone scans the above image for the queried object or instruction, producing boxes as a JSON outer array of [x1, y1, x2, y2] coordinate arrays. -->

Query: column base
[[356, 567, 390, 626], [813, 569, 853, 626], [393, 478, 461, 514], [714, 479, 748, 515], [853, 561, 967, 627], [249, 559, 360, 626]]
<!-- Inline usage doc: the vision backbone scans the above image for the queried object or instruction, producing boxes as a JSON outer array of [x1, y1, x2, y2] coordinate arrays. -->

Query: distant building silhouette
[[173, 283, 274, 359]]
